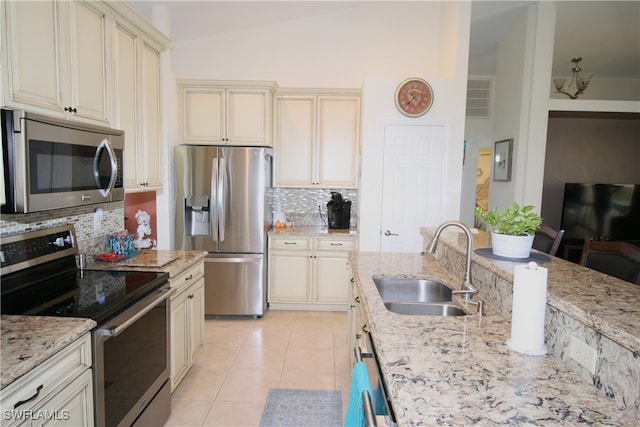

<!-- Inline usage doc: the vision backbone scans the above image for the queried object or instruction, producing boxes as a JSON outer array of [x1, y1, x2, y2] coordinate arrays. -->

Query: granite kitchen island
[[348, 228, 639, 425]]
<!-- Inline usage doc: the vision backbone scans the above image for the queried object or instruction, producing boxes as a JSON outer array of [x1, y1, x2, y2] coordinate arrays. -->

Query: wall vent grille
[[466, 78, 493, 118]]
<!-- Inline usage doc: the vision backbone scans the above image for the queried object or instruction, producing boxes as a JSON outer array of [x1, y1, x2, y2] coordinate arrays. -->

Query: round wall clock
[[395, 77, 434, 117]]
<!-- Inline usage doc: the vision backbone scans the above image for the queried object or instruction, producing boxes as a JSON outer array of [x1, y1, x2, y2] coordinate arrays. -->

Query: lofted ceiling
[[127, 1, 640, 80]]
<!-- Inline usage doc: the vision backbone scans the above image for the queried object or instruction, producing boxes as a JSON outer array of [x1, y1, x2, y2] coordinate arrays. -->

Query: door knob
[[384, 230, 398, 236]]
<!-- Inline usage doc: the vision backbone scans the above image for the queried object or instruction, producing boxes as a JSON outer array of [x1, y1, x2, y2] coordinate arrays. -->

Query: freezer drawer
[[203, 254, 265, 316]]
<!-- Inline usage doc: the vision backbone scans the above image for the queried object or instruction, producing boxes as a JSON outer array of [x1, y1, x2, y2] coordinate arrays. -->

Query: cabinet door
[[182, 89, 225, 143], [273, 96, 315, 187], [139, 40, 162, 190], [113, 22, 140, 190], [226, 89, 270, 145], [314, 253, 349, 304], [66, 1, 109, 123], [268, 251, 312, 303], [189, 278, 205, 363], [38, 369, 94, 427], [317, 96, 360, 188], [1, 0, 62, 112], [170, 291, 189, 391]]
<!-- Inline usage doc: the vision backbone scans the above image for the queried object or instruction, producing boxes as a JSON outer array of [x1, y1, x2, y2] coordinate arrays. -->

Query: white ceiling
[[127, 0, 640, 80]]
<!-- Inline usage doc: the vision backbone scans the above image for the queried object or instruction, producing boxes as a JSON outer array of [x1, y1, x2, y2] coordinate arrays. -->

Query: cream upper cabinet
[[178, 80, 278, 146], [113, 18, 165, 192], [1, 0, 109, 125], [111, 3, 169, 193], [274, 90, 360, 188]]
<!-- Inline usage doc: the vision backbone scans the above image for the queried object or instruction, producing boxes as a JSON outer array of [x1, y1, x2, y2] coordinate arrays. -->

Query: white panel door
[[380, 125, 445, 253]]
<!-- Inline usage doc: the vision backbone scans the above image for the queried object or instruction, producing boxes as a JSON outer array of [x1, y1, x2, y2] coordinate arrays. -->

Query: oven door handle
[[353, 346, 378, 427], [98, 287, 174, 337]]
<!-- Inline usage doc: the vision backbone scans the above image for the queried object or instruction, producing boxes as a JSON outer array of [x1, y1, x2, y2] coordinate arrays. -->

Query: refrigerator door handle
[[211, 156, 219, 243], [218, 156, 226, 242]]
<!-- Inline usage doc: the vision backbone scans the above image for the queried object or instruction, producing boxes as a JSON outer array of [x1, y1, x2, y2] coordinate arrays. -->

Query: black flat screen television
[[560, 183, 640, 241]]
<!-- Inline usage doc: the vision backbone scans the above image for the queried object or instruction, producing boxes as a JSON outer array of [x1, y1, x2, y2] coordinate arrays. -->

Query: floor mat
[[260, 388, 342, 427]]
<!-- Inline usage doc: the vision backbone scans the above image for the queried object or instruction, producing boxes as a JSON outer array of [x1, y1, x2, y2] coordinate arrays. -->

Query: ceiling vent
[[466, 77, 493, 118]]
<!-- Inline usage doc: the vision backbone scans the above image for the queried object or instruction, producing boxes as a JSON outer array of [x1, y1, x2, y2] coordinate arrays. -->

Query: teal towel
[[344, 361, 373, 427]]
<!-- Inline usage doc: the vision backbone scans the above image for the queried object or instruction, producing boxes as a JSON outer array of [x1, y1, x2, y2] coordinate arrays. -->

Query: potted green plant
[[475, 202, 543, 258]]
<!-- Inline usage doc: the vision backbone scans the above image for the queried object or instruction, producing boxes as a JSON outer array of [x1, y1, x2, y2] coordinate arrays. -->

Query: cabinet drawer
[[0, 334, 92, 416], [315, 238, 357, 251], [270, 237, 312, 250], [170, 260, 205, 295]]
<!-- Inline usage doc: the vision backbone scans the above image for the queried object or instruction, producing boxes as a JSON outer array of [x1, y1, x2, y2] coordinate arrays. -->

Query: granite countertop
[[268, 225, 358, 237], [426, 228, 640, 355], [0, 315, 96, 389], [85, 249, 208, 277], [349, 251, 636, 425]]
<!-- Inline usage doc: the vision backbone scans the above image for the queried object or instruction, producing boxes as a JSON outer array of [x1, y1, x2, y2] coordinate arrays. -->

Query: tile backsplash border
[[1, 202, 125, 254], [267, 188, 358, 228]]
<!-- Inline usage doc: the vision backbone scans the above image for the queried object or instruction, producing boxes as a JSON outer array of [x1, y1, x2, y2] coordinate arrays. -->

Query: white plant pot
[[491, 232, 534, 258]]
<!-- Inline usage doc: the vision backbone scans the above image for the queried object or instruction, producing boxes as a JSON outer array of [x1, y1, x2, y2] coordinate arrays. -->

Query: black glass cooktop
[[1, 258, 168, 325]]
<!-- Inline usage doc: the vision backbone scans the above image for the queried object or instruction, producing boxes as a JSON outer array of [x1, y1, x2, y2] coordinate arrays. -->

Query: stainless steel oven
[[94, 285, 172, 427], [1, 109, 124, 213], [0, 225, 172, 427]]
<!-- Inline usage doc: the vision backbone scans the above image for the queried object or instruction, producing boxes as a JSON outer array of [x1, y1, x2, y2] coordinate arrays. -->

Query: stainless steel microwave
[[1, 109, 124, 213]]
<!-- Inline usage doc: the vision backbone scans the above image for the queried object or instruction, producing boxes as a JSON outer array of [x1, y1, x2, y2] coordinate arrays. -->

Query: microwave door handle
[[94, 139, 118, 197]]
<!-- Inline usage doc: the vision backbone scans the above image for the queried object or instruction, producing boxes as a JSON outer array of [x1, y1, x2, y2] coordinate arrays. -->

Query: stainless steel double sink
[[373, 276, 467, 316]]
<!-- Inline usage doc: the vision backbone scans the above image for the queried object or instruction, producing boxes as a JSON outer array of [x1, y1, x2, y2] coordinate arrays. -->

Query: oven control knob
[[53, 237, 66, 247]]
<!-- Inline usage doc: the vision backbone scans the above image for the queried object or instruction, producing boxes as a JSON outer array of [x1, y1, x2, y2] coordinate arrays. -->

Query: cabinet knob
[[64, 106, 77, 113]]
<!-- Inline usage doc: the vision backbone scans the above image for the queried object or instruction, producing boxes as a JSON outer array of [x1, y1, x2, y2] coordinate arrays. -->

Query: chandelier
[[553, 57, 592, 99]]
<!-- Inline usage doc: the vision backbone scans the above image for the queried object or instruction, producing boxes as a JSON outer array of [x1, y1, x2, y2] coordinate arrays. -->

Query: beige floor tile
[[191, 345, 240, 371], [242, 327, 291, 348], [201, 401, 265, 426], [205, 327, 250, 347], [334, 348, 351, 374], [172, 368, 227, 401], [283, 348, 335, 373], [289, 327, 335, 349], [165, 310, 351, 427], [231, 346, 287, 371], [165, 399, 213, 426], [279, 372, 336, 390], [216, 368, 282, 402], [205, 316, 257, 329]]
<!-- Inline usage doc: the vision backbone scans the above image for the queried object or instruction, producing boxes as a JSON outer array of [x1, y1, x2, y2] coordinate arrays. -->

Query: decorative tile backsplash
[[0, 202, 125, 254], [267, 188, 358, 228]]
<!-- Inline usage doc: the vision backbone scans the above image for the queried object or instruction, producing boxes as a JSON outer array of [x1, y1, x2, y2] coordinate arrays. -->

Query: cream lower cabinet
[[170, 260, 205, 391], [268, 235, 357, 310], [0, 334, 94, 427]]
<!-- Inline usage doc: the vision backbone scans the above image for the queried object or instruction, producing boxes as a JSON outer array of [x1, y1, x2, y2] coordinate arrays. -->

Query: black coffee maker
[[327, 192, 351, 229]]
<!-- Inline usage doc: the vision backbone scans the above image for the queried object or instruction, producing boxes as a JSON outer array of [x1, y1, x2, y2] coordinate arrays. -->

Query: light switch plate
[[569, 336, 597, 375]]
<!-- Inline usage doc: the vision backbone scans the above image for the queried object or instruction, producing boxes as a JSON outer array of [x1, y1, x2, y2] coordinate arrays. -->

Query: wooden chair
[[532, 224, 565, 257], [579, 239, 640, 285]]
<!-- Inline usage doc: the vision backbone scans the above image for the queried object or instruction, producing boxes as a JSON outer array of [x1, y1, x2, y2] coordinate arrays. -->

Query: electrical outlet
[[569, 336, 597, 374], [316, 199, 324, 210]]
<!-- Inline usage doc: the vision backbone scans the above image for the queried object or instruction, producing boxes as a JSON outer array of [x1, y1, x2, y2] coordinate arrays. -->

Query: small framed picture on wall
[[493, 138, 513, 182]]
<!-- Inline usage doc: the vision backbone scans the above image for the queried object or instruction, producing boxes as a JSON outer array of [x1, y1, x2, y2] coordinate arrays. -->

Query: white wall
[[488, 3, 555, 213], [157, 2, 471, 250]]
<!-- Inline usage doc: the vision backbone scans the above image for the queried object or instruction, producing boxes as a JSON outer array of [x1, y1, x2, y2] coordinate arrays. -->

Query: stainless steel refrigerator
[[174, 145, 273, 316]]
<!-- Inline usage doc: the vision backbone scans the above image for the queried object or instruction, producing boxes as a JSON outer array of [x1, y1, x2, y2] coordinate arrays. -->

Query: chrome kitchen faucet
[[424, 221, 478, 301]]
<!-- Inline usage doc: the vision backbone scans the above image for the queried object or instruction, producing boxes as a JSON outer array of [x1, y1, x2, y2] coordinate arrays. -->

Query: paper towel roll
[[507, 261, 548, 355]]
